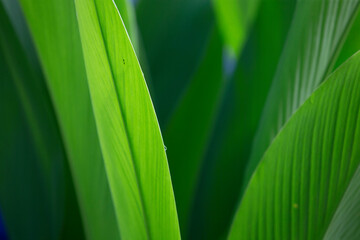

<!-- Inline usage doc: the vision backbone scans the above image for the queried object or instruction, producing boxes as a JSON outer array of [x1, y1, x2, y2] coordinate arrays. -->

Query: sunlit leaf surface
[[74, 0, 180, 238]]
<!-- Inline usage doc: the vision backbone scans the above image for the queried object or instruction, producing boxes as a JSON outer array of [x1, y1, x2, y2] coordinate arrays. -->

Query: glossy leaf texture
[[0, 2, 83, 239], [229, 51, 360, 240], [163, 28, 224, 236], [74, 0, 180, 239], [213, 0, 259, 55], [245, 0, 360, 186], [17, 0, 120, 238], [189, 1, 295, 239], [136, 0, 214, 125]]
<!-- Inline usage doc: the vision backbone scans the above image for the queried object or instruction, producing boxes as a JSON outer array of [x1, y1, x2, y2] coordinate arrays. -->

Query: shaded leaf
[[136, 0, 214, 125], [164, 28, 224, 237]]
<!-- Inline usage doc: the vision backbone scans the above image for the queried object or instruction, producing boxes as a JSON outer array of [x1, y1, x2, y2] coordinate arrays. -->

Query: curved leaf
[[245, 0, 360, 186], [74, 0, 180, 239], [229, 51, 360, 239]]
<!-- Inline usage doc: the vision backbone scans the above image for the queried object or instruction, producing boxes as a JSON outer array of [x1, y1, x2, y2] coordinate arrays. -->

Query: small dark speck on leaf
[[123, 58, 125, 65]]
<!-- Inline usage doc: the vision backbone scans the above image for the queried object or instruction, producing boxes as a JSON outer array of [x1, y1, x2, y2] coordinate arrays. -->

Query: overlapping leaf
[[17, 0, 120, 238], [229, 51, 360, 239], [245, 0, 360, 187]]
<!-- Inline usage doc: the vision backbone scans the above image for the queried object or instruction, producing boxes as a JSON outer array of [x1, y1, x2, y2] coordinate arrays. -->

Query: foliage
[[1, 0, 360, 239]]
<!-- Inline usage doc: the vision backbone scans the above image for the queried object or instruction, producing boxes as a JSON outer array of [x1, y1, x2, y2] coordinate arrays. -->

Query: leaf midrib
[[91, 0, 151, 239]]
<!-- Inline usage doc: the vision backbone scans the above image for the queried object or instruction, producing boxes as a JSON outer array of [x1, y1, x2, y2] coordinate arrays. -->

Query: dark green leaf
[[164, 28, 223, 236]]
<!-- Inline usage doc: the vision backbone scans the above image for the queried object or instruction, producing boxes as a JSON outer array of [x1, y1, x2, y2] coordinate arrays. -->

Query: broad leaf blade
[[74, 0, 180, 239], [229, 51, 360, 239], [17, 0, 120, 238], [246, 0, 360, 186]]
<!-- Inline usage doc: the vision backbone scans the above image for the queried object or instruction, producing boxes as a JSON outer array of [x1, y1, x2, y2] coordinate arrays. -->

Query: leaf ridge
[[90, 0, 151, 238]]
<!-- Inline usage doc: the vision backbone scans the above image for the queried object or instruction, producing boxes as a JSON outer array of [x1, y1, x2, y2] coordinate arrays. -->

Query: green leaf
[[113, 0, 139, 51], [17, 0, 120, 238], [74, 0, 180, 239], [229, 50, 360, 239], [0, 2, 83, 239], [213, 0, 259, 55], [245, 0, 360, 187], [163, 28, 223, 236]]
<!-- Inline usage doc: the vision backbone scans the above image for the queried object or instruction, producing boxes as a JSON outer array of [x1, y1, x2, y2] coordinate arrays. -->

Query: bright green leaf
[[74, 0, 180, 239], [113, 0, 139, 51]]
